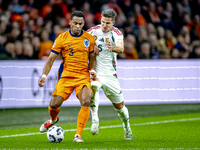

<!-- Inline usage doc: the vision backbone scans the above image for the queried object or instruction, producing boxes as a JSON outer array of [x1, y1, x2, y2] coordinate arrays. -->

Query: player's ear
[[113, 21, 115, 25], [69, 20, 72, 26]]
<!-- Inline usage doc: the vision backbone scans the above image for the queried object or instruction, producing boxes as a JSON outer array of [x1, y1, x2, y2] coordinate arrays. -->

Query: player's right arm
[[38, 52, 58, 87], [38, 33, 64, 87]]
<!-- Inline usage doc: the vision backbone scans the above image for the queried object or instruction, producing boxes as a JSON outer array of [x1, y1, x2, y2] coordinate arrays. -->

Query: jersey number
[[98, 44, 102, 52], [69, 48, 74, 56]]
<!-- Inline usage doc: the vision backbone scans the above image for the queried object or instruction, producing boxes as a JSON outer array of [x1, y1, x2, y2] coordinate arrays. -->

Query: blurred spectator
[[24, 0, 39, 19], [7, 27, 20, 43], [137, 28, 148, 45], [81, 2, 95, 30], [170, 48, 180, 59], [145, 1, 160, 25], [36, 17, 44, 34], [15, 40, 24, 59], [139, 41, 151, 59], [0, 35, 6, 52], [189, 44, 200, 58], [126, 11, 139, 35], [101, 0, 126, 23], [49, 0, 68, 23], [160, 2, 177, 34], [123, 21, 134, 37], [173, 2, 184, 31], [41, 0, 55, 19], [148, 33, 160, 59], [43, 20, 53, 35], [0, 21, 8, 36], [157, 26, 170, 58], [57, 18, 67, 32], [157, 25, 165, 39], [31, 36, 40, 59], [118, 0, 132, 17], [0, 42, 15, 60], [23, 43, 34, 59], [8, 0, 24, 14], [165, 29, 177, 50], [122, 34, 139, 59], [146, 23, 156, 35], [182, 0, 191, 16], [134, 3, 147, 27], [38, 28, 53, 60], [182, 13, 192, 30], [190, 14, 200, 41], [179, 46, 190, 59], [50, 24, 62, 41]]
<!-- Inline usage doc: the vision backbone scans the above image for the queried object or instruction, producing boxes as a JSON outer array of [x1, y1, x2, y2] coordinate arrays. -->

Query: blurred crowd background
[[0, 0, 200, 60]]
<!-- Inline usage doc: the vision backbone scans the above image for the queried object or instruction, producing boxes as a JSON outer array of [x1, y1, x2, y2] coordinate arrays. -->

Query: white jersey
[[87, 25, 124, 76]]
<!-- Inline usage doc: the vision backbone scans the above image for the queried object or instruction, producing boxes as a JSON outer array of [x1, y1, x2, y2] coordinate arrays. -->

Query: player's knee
[[113, 101, 124, 110], [49, 104, 59, 109], [91, 81, 101, 92], [50, 95, 63, 108], [81, 99, 90, 107]]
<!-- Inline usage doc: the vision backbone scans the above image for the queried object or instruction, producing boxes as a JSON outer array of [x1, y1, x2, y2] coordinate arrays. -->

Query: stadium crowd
[[0, 0, 200, 60]]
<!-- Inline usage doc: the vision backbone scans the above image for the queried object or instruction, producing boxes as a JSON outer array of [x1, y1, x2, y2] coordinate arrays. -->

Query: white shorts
[[97, 75, 124, 104]]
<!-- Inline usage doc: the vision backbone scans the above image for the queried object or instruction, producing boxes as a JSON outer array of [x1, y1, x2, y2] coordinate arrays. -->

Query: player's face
[[101, 16, 115, 33], [69, 16, 84, 35]]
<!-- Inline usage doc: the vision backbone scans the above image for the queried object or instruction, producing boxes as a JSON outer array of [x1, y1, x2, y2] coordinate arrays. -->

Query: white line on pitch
[[0, 117, 200, 138]]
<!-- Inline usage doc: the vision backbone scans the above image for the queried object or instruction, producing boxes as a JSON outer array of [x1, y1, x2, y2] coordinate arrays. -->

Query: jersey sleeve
[[51, 34, 64, 54], [114, 31, 124, 43], [87, 28, 93, 35]]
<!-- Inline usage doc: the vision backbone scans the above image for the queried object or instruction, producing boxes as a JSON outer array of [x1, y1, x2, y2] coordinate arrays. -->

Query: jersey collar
[[69, 29, 83, 37]]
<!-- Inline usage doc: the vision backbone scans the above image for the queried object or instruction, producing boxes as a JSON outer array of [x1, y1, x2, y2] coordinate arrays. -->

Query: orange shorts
[[52, 76, 92, 100]]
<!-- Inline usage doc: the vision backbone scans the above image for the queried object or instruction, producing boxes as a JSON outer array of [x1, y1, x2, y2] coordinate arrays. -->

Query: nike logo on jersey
[[68, 43, 73, 46]]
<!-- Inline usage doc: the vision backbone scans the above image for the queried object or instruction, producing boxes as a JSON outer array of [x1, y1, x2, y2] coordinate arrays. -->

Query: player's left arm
[[108, 41, 124, 53]]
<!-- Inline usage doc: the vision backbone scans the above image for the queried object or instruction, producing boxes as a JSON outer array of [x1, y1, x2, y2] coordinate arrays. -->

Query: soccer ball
[[47, 126, 65, 143]]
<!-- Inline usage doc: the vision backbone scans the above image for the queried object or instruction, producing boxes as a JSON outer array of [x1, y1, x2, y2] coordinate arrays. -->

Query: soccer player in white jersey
[[87, 9, 133, 140]]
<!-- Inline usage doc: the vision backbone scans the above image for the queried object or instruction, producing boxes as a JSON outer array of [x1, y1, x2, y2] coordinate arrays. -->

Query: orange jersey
[[51, 29, 94, 79]]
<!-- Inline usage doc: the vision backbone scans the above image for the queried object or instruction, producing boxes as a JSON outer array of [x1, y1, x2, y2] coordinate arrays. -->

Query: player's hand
[[90, 70, 97, 81], [90, 72, 97, 80], [94, 44, 100, 55], [38, 77, 46, 87], [107, 42, 113, 52]]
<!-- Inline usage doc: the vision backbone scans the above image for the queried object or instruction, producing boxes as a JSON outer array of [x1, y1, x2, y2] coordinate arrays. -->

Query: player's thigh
[[76, 83, 93, 106], [52, 78, 74, 102], [102, 76, 124, 104]]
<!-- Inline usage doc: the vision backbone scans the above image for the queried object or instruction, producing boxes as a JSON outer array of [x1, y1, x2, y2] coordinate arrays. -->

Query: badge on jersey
[[84, 39, 90, 47], [84, 39, 90, 50], [106, 37, 109, 43], [93, 35, 98, 41]]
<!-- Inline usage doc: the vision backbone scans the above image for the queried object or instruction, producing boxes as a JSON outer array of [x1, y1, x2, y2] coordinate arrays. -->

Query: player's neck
[[69, 29, 83, 37]]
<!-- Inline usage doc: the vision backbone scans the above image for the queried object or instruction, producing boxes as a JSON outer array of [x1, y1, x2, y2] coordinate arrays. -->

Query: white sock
[[90, 81, 101, 122], [116, 106, 130, 128]]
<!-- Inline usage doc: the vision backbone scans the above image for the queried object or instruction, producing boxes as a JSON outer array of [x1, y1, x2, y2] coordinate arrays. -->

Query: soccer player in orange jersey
[[38, 11, 96, 143]]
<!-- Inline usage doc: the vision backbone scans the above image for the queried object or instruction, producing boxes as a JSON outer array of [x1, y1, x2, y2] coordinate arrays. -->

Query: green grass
[[1, 104, 200, 129], [0, 112, 200, 149]]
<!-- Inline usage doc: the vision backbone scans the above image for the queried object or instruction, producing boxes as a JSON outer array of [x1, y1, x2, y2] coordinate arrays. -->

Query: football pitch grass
[[0, 104, 200, 149]]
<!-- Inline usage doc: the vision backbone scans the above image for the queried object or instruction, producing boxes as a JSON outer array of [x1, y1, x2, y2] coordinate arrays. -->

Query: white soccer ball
[[47, 126, 65, 143]]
